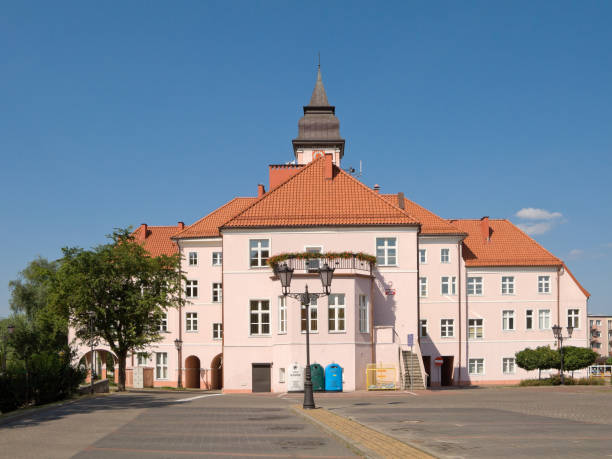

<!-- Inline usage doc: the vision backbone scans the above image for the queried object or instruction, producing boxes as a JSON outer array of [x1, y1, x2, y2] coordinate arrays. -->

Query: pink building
[[588, 315, 612, 358], [71, 68, 590, 390]]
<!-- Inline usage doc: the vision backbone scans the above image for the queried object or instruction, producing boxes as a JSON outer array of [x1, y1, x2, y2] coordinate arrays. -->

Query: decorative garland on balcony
[[267, 251, 377, 270]]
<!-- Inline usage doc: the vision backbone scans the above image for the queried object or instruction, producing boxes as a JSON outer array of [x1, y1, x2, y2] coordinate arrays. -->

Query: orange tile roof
[[449, 219, 562, 267], [174, 197, 257, 239], [132, 225, 181, 257], [381, 194, 465, 235], [223, 157, 419, 228]]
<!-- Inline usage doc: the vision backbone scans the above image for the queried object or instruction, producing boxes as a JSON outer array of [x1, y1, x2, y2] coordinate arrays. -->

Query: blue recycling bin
[[324, 363, 343, 392]]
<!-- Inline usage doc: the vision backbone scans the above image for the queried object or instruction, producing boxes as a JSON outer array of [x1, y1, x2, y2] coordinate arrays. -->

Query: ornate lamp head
[[277, 263, 294, 295], [318, 263, 335, 295], [552, 324, 562, 340]]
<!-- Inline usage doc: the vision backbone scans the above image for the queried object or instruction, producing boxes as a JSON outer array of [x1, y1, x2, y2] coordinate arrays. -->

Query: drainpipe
[[416, 236, 421, 346], [370, 271, 375, 365], [177, 240, 183, 389], [457, 241, 462, 386], [557, 266, 561, 335]]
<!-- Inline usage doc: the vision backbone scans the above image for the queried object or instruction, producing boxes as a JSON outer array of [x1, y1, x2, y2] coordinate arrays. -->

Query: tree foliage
[[515, 348, 539, 372], [54, 228, 184, 391], [560, 346, 598, 372], [515, 346, 560, 379]]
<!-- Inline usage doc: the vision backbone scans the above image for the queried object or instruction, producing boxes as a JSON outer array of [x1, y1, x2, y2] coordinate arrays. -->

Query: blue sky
[[1, 1, 611, 317]]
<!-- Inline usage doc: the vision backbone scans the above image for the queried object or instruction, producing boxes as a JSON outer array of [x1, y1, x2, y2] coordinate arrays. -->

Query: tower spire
[[309, 59, 330, 107]]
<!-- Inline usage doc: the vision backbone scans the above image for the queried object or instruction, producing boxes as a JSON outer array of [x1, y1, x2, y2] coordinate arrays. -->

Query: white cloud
[[515, 208, 563, 221], [568, 249, 584, 259], [516, 222, 554, 235]]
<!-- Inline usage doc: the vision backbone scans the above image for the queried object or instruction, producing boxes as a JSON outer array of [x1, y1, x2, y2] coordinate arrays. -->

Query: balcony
[[272, 255, 374, 276]]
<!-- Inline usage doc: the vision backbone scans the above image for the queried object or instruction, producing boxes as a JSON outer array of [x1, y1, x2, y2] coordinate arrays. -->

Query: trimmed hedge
[[520, 375, 605, 386]]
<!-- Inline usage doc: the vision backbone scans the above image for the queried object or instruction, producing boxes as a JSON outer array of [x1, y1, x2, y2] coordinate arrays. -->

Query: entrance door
[[441, 356, 454, 386], [252, 363, 271, 392], [422, 356, 431, 388]]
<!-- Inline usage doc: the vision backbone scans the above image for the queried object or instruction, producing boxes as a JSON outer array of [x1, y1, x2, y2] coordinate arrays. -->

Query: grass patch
[[520, 376, 606, 386]]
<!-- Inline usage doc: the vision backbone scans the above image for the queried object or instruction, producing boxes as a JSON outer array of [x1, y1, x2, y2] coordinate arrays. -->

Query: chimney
[[324, 153, 333, 180], [480, 216, 490, 241], [257, 184, 266, 197], [373, 184, 380, 194], [138, 223, 147, 241], [397, 192, 405, 209], [177, 221, 185, 230]]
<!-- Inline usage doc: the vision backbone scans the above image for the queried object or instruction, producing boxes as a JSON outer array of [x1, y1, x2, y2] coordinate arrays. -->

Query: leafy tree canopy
[[561, 346, 598, 372], [54, 228, 184, 390], [515, 348, 539, 371]]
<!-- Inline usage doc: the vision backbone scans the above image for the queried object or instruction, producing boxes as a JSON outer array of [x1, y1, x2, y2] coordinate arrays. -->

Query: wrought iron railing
[[277, 256, 373, 274]]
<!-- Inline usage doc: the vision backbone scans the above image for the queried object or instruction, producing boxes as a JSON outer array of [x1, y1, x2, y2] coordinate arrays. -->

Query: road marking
[[404, 391, 419, 396], [175, 394, 222, 402]]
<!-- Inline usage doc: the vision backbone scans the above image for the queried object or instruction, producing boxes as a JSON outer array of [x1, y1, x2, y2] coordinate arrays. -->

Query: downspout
[[464, 245, 469, 385], [557, 266, 561, 332], [457, 241, 462, 386], [222, 234, 225, 390], [416, 235, 421, 346], [177, 239, 183, 389], [370, 265, 375, 365]]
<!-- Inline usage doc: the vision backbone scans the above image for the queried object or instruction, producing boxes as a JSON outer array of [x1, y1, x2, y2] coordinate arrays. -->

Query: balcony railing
[[277, 256, 373, 275]]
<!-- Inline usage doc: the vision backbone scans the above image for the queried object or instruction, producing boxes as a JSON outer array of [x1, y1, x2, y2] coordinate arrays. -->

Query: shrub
[[519, 375, 604, 386]]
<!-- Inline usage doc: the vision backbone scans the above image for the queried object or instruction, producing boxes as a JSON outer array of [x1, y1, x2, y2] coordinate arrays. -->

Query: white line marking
[[404, 391, 419, 396], [175, 394, 222, 402]]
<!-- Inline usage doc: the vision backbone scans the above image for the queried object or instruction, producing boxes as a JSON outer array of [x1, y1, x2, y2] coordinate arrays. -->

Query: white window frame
[[467, 277, 483, 296], [441, 319, 454, 338], [249, 239, 270, 268], [502, 357, 516, 374], [213, 323, 222, 340], [419, 248, 427, 264], [525, 309, 533, 330], [186, 312, 198, 332], [502, 310, 515, 331], [419, 277, 428, 297], [137, 352, 149, 366], [328, 294, 346, 333], [305, 246, 322, 273], [159, 313, 167, 332], [358, 294, 369, 333], [185, 280, 198, 298], [212, 252, 222, 266], [155, 352, 168, 380], [468, 318, 483, 339], [468, 358, 485, 375], [376, 237, 397, 266], [250, 300, 271, 336], [501, 276, 515, 295], [301, 297, 318, 333], [420, 319, 428, 337], [188, 251, 198, 266], [538, 275, 550, 294], [539, 309, 551, 330], [440, 248, 450, 264], [278, 296, 287, 334], [212, 282, 222, 303], [451, 276, 457, 295], [567, 309, 580, 329]]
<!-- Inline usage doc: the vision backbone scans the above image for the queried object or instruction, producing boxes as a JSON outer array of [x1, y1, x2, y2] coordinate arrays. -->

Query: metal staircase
[[401, 350, 426, 390]]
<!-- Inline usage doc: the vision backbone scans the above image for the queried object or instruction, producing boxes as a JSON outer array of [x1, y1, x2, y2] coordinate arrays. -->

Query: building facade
[[70, 68, 590, 390], [588, 315, 612, 358]]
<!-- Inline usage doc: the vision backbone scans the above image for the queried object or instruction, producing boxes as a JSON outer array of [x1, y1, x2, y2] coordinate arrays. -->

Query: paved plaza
[[0, 386, 611, 458]]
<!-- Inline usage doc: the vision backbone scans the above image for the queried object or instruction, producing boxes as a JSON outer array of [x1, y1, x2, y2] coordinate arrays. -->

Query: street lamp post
[[174, 338, 183, 389], [276, 262, 334, 409], [552, 324, 574, 385]]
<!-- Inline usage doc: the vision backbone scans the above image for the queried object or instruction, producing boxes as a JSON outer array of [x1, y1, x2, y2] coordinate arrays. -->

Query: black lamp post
[[174, 338, 183, 389], [552, 324, 574, 385], [276, 262, 334, 409]]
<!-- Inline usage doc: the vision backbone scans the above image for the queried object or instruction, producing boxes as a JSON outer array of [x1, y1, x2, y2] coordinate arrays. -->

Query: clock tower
[[292, 67, 345, 166]]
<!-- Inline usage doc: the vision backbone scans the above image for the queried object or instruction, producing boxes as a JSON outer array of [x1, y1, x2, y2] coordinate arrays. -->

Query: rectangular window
[[159, 313, 167, 332], [596, 320, 601, 325], [526, 310, 533, 330], [250, 300, 270, 335], [420, 319, 428, 337], [376, 237, 397, 266], [212, 283, 222, 303], [451, 276, 456, 295], [279, 368, 286, 383], [467, 277, 483, 295], [186, 312, 198, 332], [538, 275, 550, 293], [440, 248, 450, 263], [301, 297, 318, 333], [155, 352, 168, 379], [358, 294, 369, 333], [419, 277, 428, 297], [212, 252, 222, 266], [567, 309, 579, 329], [468, 358, 484, 375], [440, 277, 457, 295], [503, 357, 515, 374], [186, 280, 198, 298], [608, 320, 612, 329], [419, 248, 427, 264], [502, 276, 515, 295], [278, 296, 287, 334], [137, 353, 148, 366], [468, 318, 483, 339], [441, 319, 454, 338], [328, 294, 346, 332], [305, 246, 322, 273], [249, 239, 270, 268], [502, 310, 515, 331], [188, 251, 198, 266], [539, 309, 551, 330], [213, 323, 222, 339]]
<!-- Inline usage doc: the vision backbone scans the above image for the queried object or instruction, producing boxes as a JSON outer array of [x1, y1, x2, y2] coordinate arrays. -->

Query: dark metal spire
[[308, 66, 330, 106]]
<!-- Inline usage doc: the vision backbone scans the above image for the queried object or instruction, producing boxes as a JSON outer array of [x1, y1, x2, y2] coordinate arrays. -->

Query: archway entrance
[[185, 356, 201, 389], [78, 349, 118, 383], [211, 353, 223, 390]]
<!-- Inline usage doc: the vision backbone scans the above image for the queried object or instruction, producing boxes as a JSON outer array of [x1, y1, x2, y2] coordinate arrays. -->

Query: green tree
[[561, 346, 597, 373], [515, 348, 539, 376], [535, 346, 560, 379], [54, 228, 183, 391], [606, 356, 612, 366]]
